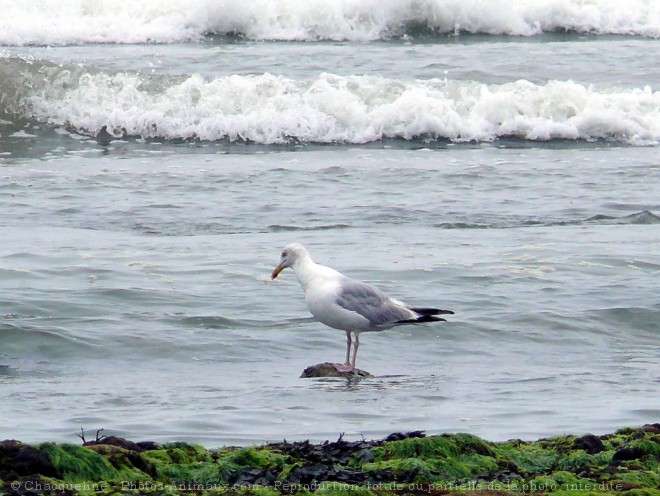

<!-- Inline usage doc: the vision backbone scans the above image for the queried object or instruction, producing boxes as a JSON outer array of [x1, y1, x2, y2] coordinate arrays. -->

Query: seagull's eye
[[282, 250, 288, 258]]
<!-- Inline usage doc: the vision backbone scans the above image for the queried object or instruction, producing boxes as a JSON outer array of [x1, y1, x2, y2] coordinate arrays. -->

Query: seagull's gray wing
[[335, 277, 413, 329]]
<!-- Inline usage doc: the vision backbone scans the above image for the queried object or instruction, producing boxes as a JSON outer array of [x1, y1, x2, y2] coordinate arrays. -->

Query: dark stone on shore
[[126, 451, 158, 478], [230, 467, 278, 486], [11, 446, 60, 479], [271, 435, 375, 466], [265, 430, 433, 487], [641, 422, 660, 434], [612, 446, 647, 461], [82, 436, 159, 478], [136, 440, 161, 451], [0, 440, 23, 470], [572, 434, 605, 454], [300, 362, 373, 378], [83, 435, 157, 452], [384, 431, 426, 442]]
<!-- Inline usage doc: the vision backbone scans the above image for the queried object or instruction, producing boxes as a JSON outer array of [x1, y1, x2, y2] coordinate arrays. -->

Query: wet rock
[[126, 451, 158, 478], [384, 431, 426, 442], [612, 446, 646, 461], [84, 435, 143, 452], [271, 430, 431, 473], [273, 437, 372, 466], [287, 463, 330, 484], [490, 468, 522, 483], [11, 446, 60, 479], [300, 362, 373, 378], [82, 436, 160, 453], [641, 423, 660, 434], [136, 441, 161, 451], [572, 434, 605, 454], [0, 440, 23, 471], [231, 467, 278, 486], [0, 443, 21, 481], [83, 437, 158, 478]]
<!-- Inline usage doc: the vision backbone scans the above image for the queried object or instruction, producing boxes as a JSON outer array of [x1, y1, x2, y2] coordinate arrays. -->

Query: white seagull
[[271, 243, 453, 373]]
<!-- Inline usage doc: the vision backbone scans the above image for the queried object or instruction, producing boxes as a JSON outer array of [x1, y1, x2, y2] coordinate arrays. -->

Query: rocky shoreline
[[1, 425, 658, 495]]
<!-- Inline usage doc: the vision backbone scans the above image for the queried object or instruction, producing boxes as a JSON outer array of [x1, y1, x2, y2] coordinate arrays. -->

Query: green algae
[[217, 447, 287, 483], [39, 443, 117, 482], [85, 444, 153, 481], [158, 461, 222, 484], [364, 434, 500, 482], [142, 444, 219, 484], [1, 425, 658, 495], [144, 442, 212, 465], [616, 470, 660, 488], [356, 427, 660, 491], [495, 438, 562, 474], [215, 446, 287, 471], [134, 445, 288, 485]]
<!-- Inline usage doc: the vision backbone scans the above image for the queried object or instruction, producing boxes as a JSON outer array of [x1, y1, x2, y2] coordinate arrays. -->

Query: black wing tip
[[418, 315, 447, 323], [410, 307, 454, 316], [395, 314, 448, 325]]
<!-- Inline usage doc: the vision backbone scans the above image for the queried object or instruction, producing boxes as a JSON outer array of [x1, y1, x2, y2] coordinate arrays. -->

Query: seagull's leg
[[350, 334, 359, 370], [344, 331, 352, 365], [334, 331, 355, 373]]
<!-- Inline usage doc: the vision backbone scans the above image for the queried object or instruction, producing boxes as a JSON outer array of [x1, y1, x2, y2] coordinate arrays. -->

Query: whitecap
[[0, 0, 658, 45], [3, 59, 659, 146]]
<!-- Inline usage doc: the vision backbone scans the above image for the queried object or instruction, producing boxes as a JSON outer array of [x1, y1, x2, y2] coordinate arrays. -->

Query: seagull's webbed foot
[[333, 362, 355, 373]]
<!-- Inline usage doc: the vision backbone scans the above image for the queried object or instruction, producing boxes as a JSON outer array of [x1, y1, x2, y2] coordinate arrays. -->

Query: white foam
[[11, 66, 658, 146], [9, 130, 38, 138], [0, 0, 205, 45], [209, 0, 660, 40], [0, 0, 658, 45]]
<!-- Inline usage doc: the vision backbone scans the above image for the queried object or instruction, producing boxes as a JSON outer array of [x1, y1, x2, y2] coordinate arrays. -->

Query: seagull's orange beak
[[271, 263, 284, 280]]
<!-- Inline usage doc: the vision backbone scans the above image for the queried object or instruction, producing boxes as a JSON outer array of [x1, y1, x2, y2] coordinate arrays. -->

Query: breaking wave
[[0, 0, 659, 45], [2, 58, 659, 145]]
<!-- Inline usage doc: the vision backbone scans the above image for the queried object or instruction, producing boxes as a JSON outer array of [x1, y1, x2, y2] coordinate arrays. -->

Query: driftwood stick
[[75, 427, 86, 444]]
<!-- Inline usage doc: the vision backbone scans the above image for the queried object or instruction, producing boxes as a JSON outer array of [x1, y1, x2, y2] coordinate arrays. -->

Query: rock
[[325, 465, 366, 484], [641, 423, 660, 434], [231, 467, 278, 486], [300, 362, 373, 378], [384, 431, 426, 442], [287, 463, 330, 484], [126, 451, 158, 478], [0, 440, 24, 480], [0, 439, 23, 463], [84, 435, 142, 452], [572, 434, 605, 454], [272, 437, 372, 466], [83, 436, 160, 453], [12, 446, 60, 478], [136, 441, 161, 451], [612, 446, 646, 462]]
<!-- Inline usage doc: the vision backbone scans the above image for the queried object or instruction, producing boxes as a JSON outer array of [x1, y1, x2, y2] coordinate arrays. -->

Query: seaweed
[[1, 424, 658, 495]]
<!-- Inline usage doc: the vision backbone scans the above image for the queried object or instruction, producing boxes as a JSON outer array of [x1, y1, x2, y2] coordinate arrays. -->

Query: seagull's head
[[271, 243, 308, 279]]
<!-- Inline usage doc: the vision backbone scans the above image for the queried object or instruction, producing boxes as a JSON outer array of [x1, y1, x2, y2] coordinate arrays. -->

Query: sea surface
[[1, 0, 659, 447]]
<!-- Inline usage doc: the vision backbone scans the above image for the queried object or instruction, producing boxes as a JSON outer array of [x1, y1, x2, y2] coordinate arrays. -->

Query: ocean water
[[1, 0, 659, 446]]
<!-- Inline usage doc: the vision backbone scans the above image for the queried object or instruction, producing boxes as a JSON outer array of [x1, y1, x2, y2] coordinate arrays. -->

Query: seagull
[[271, 243, 453, 373]]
